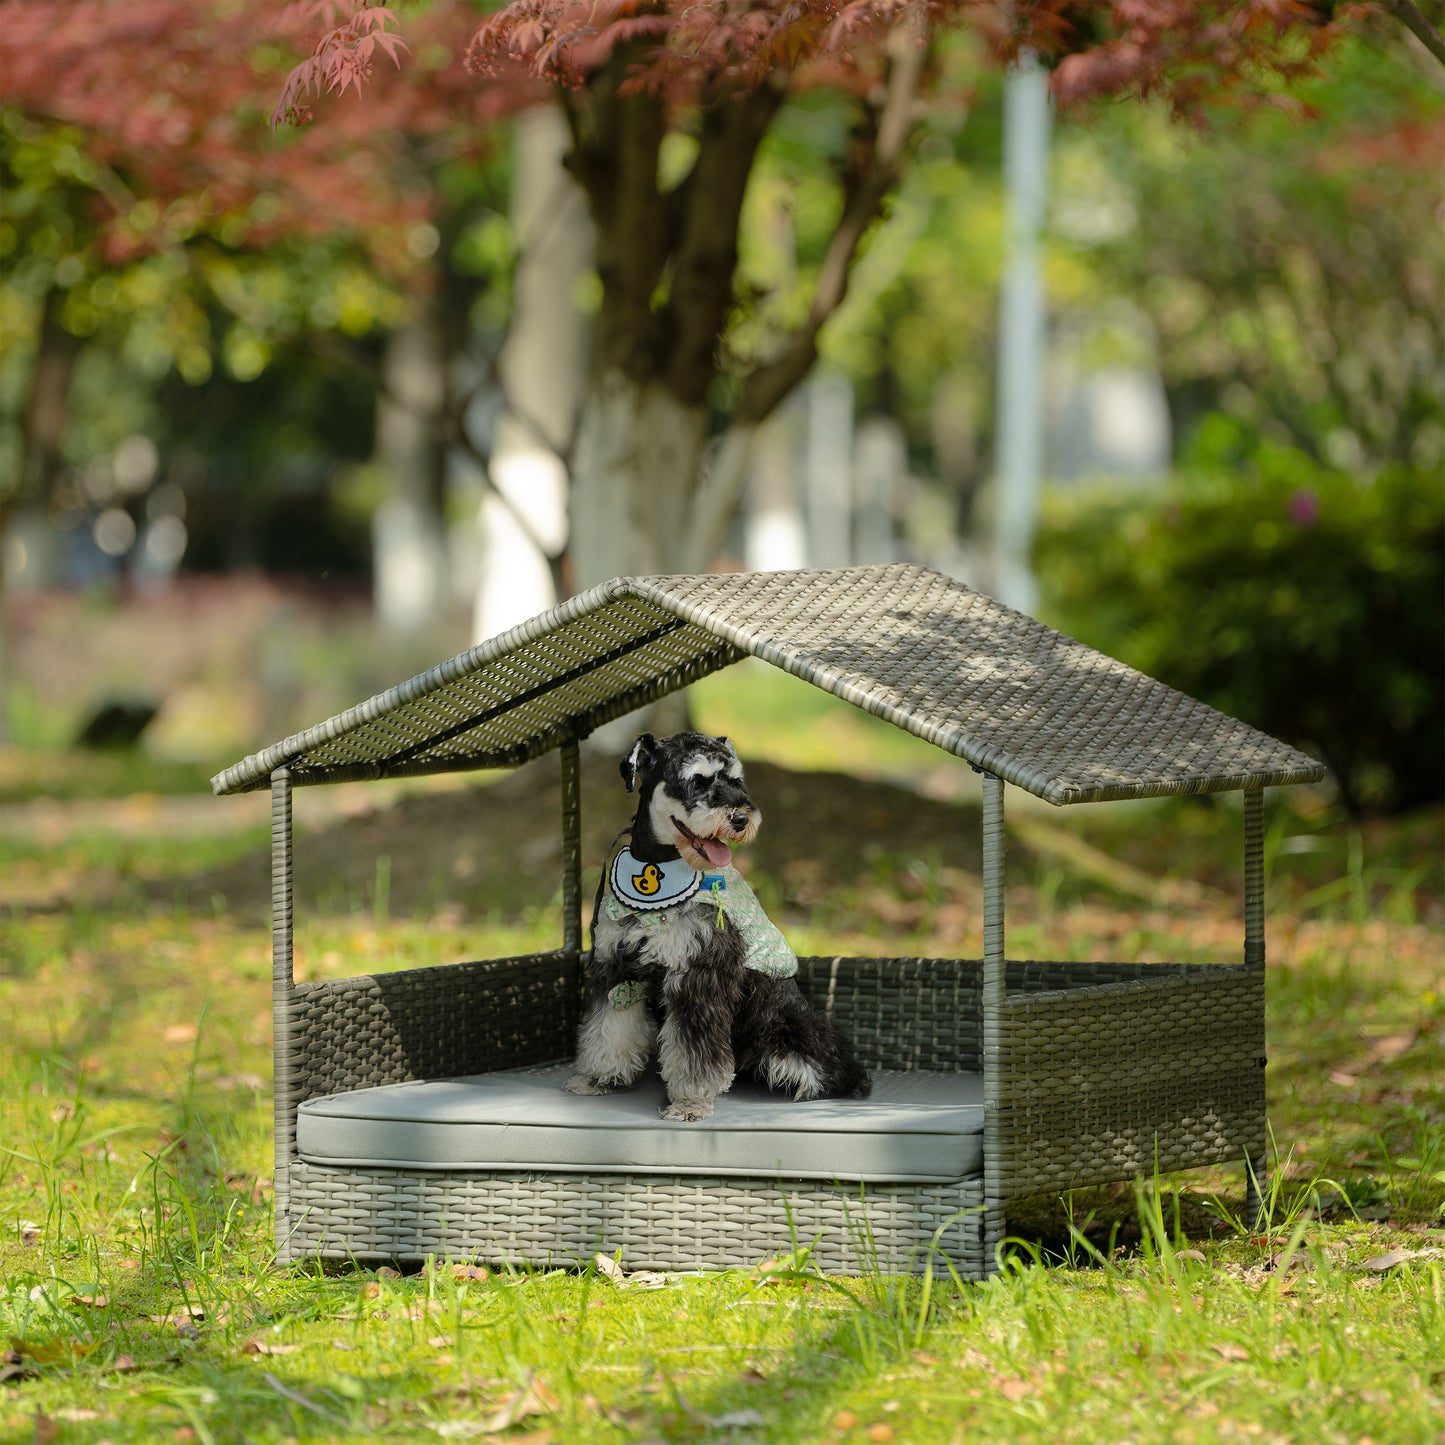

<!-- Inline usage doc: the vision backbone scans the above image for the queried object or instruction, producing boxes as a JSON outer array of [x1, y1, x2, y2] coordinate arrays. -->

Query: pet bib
[[608, 846, 703, 911]]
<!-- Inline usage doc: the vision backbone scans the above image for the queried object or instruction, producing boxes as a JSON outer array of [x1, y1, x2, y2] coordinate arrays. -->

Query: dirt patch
[[149, 753, 1011, 927]]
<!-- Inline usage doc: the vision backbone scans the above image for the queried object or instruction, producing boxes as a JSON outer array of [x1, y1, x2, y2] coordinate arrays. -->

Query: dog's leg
[[564, 991, 657, 1095], [655, 915, 745, 1121], [736, 976, 872, 1101], [656, 1008, 733, 1120]]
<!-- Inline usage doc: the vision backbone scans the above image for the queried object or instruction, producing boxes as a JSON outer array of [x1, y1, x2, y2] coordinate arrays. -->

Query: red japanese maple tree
[[0, 0, 500, 550], [275, 0, 1424, 589]]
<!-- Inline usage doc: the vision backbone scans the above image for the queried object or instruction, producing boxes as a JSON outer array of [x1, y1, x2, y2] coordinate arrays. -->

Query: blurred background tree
[[1036, 23, 1444, 816], [0, 0, 1439, 815], [0, 0, 517, 607]]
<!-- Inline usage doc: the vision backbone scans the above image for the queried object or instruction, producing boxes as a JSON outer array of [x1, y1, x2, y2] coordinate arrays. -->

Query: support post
[[560, 737, 583, 953], [981, 771, 1007, 1271], [1243, 786, 1265, 969], [270, 767, 296, 1262], [1242, 784, 1268, 1229]]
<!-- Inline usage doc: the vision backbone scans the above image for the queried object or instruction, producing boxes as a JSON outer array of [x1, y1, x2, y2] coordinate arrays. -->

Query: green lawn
[[1, 708, 1442, 1444]]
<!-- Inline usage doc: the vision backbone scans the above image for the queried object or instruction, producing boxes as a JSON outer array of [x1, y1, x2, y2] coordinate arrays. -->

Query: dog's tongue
[[699, 837, 731, 868]]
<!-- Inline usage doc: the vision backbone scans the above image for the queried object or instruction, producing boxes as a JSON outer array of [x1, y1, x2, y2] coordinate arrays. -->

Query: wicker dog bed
[[213, 565, 1323, 1277]]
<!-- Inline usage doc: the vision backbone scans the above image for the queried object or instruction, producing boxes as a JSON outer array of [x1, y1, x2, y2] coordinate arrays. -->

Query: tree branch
[[737, 25, 927, 426], [662, 75, 788, 407], [563, 45, 673, 379], [305, 327, 567, 565], [1381, 0, 1445, 69]]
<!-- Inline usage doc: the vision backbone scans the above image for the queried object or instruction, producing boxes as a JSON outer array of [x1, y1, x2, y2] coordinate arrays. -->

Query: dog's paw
[[563, 1074, 615, 1096], [658, 1099, 714, 1122]]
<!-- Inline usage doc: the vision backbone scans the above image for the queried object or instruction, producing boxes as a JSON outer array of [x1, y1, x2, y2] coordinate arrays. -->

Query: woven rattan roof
[[211, 565, 1324, 804]]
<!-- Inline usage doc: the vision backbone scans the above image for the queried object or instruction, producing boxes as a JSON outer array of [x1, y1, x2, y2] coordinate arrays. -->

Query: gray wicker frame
[[225, 567, 1316, 1278]]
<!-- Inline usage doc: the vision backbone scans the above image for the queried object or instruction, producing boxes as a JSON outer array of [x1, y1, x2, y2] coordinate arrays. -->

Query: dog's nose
[[729, 811, 750, 832]]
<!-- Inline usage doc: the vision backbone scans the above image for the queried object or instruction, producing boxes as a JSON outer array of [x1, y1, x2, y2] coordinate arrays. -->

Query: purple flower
[[1289, 488, 1320, 528]]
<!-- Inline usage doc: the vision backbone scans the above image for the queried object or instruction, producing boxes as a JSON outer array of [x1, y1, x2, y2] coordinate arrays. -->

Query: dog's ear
[[620, 733, 656, 793]]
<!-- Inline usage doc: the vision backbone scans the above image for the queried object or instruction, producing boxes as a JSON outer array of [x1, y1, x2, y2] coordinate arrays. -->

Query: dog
[[564, 731, 871, 1121]]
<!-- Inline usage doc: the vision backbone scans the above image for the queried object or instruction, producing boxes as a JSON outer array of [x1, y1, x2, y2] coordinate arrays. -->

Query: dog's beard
[[649, 789, 760, 870]]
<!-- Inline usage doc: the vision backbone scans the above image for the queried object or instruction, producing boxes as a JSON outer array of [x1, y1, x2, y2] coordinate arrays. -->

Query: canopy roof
[[212, 565, 1324, 806]]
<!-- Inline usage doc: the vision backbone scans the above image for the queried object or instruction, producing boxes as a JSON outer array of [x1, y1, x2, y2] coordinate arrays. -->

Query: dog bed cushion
[[296, 1065, 984, 1183]]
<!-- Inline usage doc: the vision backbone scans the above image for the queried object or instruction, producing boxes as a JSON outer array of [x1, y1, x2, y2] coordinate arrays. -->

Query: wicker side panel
[[289, 953, 582, 1101], [798, 956, 981, 1073], [991, 968, 1266, 1199], [795, 957, 1220, 1074], [283, 1161, 985, 1277]]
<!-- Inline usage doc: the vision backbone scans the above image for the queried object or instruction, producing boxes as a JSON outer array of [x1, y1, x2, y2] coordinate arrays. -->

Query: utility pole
[[993, 50, 1052, 615]]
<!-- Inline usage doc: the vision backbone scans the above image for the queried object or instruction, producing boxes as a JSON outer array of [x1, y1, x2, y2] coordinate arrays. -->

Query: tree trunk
[[569, 369, 709, 588], [569, 369, 712, 738], [373, 299, 449, 633], [473, 105, 590, 642]]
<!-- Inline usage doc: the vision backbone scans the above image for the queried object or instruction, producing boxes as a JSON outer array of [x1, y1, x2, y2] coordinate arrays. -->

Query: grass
[[1, 673, 1442, 1443]]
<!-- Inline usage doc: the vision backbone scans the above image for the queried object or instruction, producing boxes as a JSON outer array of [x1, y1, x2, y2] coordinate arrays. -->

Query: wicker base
[[271, 953, 1263, 1280], [281, 1160, 991, 1277]]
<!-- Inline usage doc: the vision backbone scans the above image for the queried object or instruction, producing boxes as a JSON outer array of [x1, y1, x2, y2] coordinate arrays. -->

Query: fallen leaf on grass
[[69, 1294, 108, 1310], [431, 1428, 551, 1443], [865, 1425, 895, 1443], [712, 1408, 765, 1429], [1, 1347, 38, 1384], [7, 1335, 99, 1365], [1330, 1030, 1419, 1088], [1174, 1249, 1207, 1264], [424, 1261, 490, 1283], [750, 1254, 812, 1288], [52, 1407, 102, 1422], [593, 1254, 625, 1283], [1361, 1249, 1416, 1272], [1212, 1344, 1250, 1362], [163, 1024, 199, 1044], [472, 1372, 559, 1434], [993, 1377, 1033, 1401], [592, 1254, 666, 1290], [242, 1338, 299, 1356], [376, 1266, 403, 1279], [1361, 1030, 1417, 1063]]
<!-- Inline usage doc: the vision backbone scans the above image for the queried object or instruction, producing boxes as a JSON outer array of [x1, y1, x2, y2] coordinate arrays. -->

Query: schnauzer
[[564, 731, 871, 1121]]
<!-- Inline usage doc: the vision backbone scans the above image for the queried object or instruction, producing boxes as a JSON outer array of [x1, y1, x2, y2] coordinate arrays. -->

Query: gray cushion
[[296, 1065, 983, 1184]]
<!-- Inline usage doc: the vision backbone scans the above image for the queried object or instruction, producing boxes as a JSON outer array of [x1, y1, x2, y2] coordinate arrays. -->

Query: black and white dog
[[564, 732, 871, 1121]]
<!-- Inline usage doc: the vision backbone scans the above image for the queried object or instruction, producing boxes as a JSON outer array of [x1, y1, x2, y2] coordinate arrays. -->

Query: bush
[[1034, 424, 1444, 816]]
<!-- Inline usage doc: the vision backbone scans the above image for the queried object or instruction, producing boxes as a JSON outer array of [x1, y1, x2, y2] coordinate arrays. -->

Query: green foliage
[[1036, 422, 1445, 815], [1065, 34, 1445, 474]]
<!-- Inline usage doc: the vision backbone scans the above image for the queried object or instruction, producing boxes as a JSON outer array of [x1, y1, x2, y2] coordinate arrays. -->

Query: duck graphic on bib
[[608, 847, 702, 911]]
